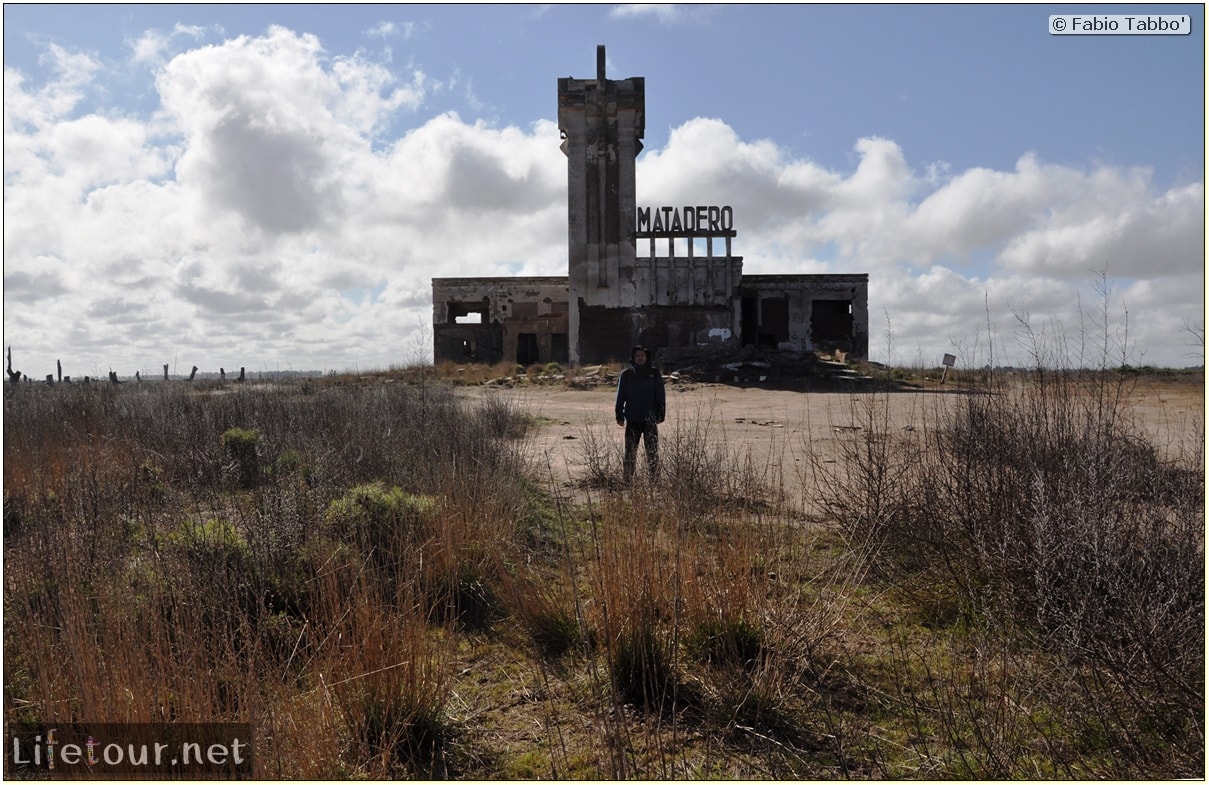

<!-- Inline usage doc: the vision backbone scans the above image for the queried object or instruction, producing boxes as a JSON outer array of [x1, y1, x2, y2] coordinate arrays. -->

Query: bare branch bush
[[811, 284, 1204, 777]]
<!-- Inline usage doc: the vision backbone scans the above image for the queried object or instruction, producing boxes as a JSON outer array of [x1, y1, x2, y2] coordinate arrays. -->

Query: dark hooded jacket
[[615, 346, 666, 425]]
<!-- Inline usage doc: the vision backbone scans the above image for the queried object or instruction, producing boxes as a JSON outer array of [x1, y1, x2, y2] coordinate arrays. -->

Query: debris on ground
[[474, 347, 900, 391]]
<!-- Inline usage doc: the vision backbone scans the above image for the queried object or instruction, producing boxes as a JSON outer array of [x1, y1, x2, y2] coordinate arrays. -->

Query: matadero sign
[[636, 205, 735, 236]]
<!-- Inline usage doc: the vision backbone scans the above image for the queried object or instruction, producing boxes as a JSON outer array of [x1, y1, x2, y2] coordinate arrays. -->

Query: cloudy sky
[[4, 4, 1204, 377]]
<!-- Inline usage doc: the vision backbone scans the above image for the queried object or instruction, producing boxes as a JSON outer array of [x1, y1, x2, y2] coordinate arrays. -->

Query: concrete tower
[[558, 45, 645, 365]]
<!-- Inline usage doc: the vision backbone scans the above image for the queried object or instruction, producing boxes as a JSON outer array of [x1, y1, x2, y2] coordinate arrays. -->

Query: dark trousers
[[623, 419, 659, 482]]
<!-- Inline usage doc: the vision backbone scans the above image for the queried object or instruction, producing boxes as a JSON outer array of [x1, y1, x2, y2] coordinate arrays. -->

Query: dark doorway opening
[[759, 297, 789, 348], [741, 296, 758, 347], [517, 333, 539, 366], [551, 333, 569, 365]]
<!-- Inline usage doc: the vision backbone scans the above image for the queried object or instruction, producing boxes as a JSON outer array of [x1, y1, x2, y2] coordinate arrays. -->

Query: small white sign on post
[[941, 353, 956, 384]]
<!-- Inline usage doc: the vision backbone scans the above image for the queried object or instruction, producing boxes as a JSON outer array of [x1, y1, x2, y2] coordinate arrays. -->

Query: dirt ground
[[457, 373, 1204, 504]]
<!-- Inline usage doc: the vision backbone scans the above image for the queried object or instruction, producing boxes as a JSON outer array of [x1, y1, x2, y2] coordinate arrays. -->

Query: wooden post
[[238, 367, 245, 382], [57, 360, 62, 382], [220, 368, 226, 382], [163, 364, 169, 381], [136, 371, 141, 383], [188, 366, 198, 382]]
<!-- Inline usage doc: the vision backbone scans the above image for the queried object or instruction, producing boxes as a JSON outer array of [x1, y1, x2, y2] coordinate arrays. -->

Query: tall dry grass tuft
[[582, 497, 680, 712], [563, 417, 856, 776], [660, 407, 786, 519], [310, 568, 452, 778]]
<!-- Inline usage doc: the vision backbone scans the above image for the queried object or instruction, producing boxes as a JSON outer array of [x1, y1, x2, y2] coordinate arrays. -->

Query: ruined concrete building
[[433, 46, 868, 367]]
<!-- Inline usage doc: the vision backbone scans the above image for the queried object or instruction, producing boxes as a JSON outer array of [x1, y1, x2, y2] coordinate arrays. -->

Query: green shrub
[[610, 623, 674, 710], [269, 448, 307, 480], [137, 459, 167, 501], [167, 517, 249, 557], [424, 559, 500, 630], [163, 518, 254, 623], [221, 427, 261, 487], [687, 616, 765, 671], [324, 483, 436, 544], [324, 483, 438, 596]]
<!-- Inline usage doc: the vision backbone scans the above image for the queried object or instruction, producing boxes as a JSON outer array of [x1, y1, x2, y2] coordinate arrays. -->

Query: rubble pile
[[661, 345, 882, 389], [477, 347, 890, 390]]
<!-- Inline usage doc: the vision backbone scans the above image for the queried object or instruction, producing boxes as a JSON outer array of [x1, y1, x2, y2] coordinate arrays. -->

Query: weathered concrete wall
[[627, 255, 741, 307], [578, 304, 738, 366], [633, 217, 741, 308], [432, 277, 569, 366], [432, 272, 869, 365], [740, 274, 869, 357]]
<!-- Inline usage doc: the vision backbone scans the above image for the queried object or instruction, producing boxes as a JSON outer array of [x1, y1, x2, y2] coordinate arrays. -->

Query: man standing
[[615, 346, 666, 483]]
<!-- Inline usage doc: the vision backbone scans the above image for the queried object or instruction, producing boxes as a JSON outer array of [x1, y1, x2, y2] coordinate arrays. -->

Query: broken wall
[[740, 274, 869, 357], [577, 303, 738, 365], [432, 277, 570, 366]]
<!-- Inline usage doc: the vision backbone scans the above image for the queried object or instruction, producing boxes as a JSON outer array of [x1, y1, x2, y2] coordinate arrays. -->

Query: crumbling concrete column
[[558, 45, 645, 365]]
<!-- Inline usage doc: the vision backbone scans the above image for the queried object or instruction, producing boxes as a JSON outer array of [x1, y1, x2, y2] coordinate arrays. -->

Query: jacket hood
[[630, 345, 651, 366]]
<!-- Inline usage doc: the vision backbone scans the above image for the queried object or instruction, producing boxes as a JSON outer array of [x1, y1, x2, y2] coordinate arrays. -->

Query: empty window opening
[[811, 299, 854, 351], [448, 301, 488, 324]]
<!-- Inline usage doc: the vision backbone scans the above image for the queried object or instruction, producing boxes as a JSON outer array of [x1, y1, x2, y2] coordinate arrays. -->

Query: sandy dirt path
[[459, 383, 953, 504], [456, 375, 1203, 506]]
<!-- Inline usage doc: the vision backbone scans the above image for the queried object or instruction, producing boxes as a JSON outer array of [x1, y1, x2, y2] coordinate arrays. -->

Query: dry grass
[[3, 359, 1202, 778]]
